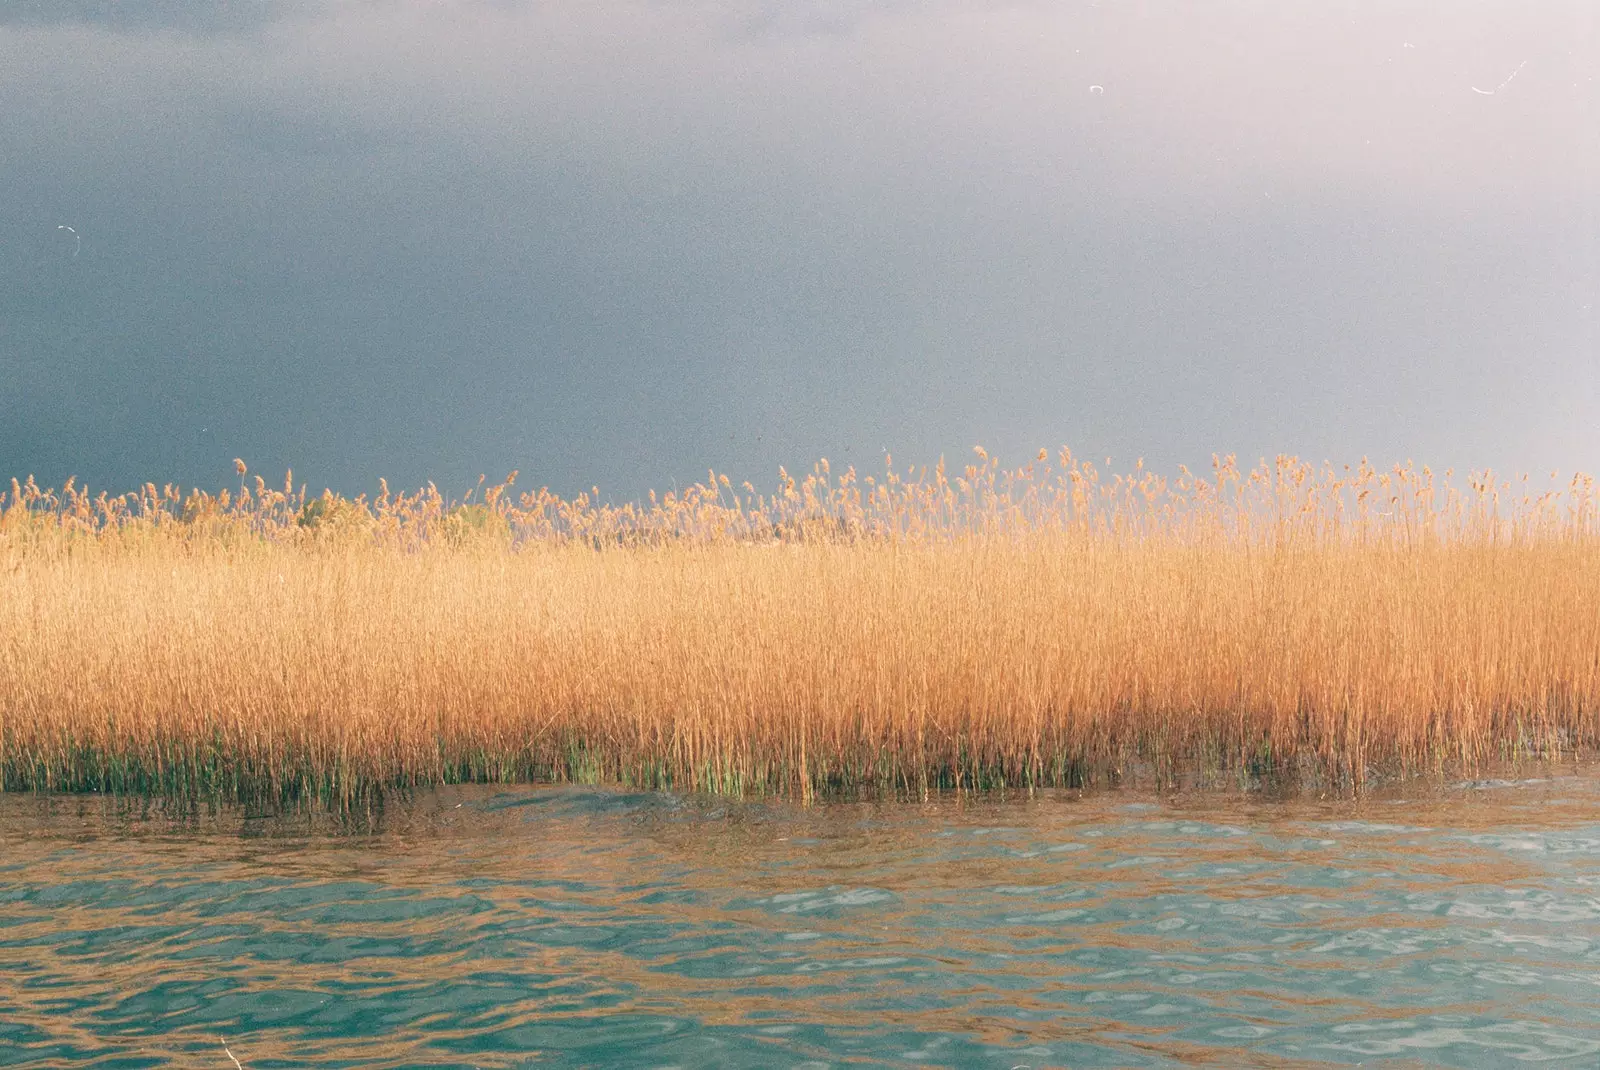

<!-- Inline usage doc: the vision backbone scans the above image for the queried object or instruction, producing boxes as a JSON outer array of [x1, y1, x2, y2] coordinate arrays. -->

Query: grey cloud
[[247, 1, 1596, 215], [0, 0, 309, 35], [217, 105, 380, 158], [0, 0, 1594, 496]]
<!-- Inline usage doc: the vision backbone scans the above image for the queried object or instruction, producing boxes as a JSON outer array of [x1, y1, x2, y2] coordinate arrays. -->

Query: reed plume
[[1, 452, 1596, 805]]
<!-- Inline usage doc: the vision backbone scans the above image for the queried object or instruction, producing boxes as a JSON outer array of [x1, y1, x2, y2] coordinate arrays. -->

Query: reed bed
[[2, 451, 1598, 805]]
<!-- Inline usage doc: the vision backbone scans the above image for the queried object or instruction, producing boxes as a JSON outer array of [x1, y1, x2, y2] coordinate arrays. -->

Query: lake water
[[3, 777, 1600, 1068]]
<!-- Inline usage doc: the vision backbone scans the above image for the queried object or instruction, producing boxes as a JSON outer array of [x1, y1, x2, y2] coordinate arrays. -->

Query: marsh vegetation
[[3, 452, 1597, 805]]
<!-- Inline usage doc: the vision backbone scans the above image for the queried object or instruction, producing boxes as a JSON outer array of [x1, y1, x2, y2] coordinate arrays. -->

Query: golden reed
[[2, 451, 1597, 805]]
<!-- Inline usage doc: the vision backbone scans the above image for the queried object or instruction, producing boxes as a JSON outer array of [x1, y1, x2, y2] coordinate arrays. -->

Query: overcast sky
[[2, 1, 1595, 499]]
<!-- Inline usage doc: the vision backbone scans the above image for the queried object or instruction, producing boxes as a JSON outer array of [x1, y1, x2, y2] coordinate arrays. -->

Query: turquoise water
[[4, 778, 1600, 1068]]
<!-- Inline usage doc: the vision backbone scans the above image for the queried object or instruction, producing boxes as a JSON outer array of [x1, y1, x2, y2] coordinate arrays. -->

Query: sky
[[1, 1, 1596, 500]]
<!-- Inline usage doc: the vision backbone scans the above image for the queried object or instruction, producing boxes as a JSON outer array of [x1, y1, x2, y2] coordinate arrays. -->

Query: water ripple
[[3, 776, 1600, 1067]]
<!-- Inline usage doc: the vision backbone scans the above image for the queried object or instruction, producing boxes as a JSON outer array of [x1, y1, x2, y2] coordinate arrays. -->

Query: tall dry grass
[[2, 451, 1598, 804]]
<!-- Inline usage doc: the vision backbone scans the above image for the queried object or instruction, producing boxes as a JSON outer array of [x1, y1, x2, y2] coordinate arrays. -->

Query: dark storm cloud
[[0, 1, 1595, 498]]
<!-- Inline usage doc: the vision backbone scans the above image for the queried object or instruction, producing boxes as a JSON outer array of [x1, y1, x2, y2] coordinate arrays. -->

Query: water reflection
[[3, 779, 1600, 1067]]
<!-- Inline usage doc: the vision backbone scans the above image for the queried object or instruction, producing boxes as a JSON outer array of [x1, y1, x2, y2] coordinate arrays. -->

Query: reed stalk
[[2, 453, 1596, 805]]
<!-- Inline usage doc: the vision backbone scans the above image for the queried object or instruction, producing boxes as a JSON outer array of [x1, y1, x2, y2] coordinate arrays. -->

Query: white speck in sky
[[1472, 59, 1527, 96], [57, 225, 80, 258], [1089, 84, 1104, 95]]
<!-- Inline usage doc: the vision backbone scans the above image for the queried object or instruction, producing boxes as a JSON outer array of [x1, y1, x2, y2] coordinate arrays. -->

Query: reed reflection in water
[[3, 778, 1600, 1068]]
